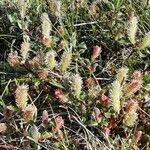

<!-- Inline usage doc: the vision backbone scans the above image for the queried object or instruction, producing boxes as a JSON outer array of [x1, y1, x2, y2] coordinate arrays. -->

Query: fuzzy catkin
[[41, 13, 52, 37], [88, 85, 101, 98], [37, 69, 49, 80], [17, 0, 27, 19], [123, 111, 138, 126], [72, 74, 83, 99], [126, 99, 138, 113], [110, 80, 122, 113], [22, 105, 37, 122], [20, 42, 30, 60], [139, 32, 150, 50], [128, 13, 138, 45], [7, 51, 20, 67], [61, 51, 72, 73], [54, 0, 61, 17], [132, 71, 143, 81], [124, 80, 142, 97], [45, 51, 56, 70], [116, 67, 128, 85], [123, 99, 138, 126], [15, 84, 28, 109]]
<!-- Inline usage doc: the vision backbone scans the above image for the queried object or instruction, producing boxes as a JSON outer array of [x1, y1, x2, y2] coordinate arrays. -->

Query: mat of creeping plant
[[0, 0, 150, 150]]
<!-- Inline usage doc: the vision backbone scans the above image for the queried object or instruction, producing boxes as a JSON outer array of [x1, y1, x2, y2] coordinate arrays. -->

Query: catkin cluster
[[15, 84, 37, 122]]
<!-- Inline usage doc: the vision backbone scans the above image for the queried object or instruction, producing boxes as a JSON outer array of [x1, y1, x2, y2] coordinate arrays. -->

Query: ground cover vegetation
[[0, 0, 150, 149]]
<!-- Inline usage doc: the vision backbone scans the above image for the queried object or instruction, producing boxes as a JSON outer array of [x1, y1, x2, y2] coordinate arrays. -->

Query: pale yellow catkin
[[139, 32, 150, 50], [72, 74, 83, 99], [116, 67, 128, 85], [123, 111, 138, 127], [45, 51, 56, 70], [110, 80, 122, 113], [15, 84, 28, 109], [17, 0, 27, 19], [48, 0, 61, 17], [41, 13, 52, 37], [88, 85, 101, 98], [54, 0, 61, 17], [128, 13, 138, 45], [61, 51, 72, 73], [20, 42, 30, 60]]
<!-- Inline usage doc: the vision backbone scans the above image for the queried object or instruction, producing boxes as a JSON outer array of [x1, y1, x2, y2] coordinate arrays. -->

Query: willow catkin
[[54, 0, 61, 17], [139, 32, 150, 50], [124, 80, 142, 97], [72, 74, 83, 99], [123, 99, 138, 126], [42, 110, 49, 126], [132, 70, 143, 81], [15, 84, 28, 109], [128, 13, 138, 45], [17, 0, 27, 19], [60, 51, 72, 73], [123, 111, 138, 127], [116, 67, 128, 85], [41, 13, 52, 37], [110, 80, 122, 113], [7, 51, 20, 67], [41, 13, 52, 47], [37, 69, 49, 80], [22, 105, 37, 122], [45, 51, 56, 70], [91, 46, 101, 62], [20, 42, 30, 60]]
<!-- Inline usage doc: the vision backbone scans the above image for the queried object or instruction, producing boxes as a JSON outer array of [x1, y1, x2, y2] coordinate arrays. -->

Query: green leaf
[[49, 80, 64, 89], [144, 74, 150, 83], [0, 98, 5, 106], [88, 120, 98, 126], [144, 84, 150, 91]]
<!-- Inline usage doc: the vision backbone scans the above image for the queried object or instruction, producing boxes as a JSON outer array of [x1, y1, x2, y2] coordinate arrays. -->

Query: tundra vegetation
[[0, 0, 150, 150]]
